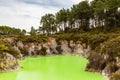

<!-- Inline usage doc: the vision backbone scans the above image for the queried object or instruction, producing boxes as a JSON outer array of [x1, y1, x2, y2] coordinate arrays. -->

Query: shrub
[[101, 36, 120, 58], [75, 33, 90, 43], [0, 40, 22, 58], [88, 33, 109, 50], [0, 40, 10, 52], [111, 73, 120, 80], [16, 35, 48, 43]]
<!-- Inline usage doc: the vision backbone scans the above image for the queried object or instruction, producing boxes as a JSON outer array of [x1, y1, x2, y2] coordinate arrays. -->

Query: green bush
[[54, 33, 90, 43], [16, 35, 48, 43], [88, 33, 109, 50], [0, 40, 21, 58], [75, 33, 90, 43], [0, 40, 10, 52], [101, 36, 120, 58], [55, 33, 71, 41], [111, 73, 120, 80]]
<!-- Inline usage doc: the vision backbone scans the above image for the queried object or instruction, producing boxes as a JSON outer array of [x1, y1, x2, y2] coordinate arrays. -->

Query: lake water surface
[[0, 56, 107, 80]]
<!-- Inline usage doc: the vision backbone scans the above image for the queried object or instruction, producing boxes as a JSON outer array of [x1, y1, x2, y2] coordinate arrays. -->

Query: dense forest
[[37, 0, 120, 35]]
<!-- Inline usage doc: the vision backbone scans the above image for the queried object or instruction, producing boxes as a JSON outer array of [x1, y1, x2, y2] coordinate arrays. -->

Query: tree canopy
[[38, 0, 120, 35], [0, 26, 26, 35]]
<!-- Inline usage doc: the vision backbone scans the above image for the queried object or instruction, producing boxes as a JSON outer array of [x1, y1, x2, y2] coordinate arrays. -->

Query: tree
[[91, 0, 120, 28], [71, 1, 91, 30], [21, 29, 26, 35], [106, 0, 120, 27], [56, 8, 69, 31], [29, 26, 37, 35], [40, 14, 57, 35], [91, 0, 106, 27]]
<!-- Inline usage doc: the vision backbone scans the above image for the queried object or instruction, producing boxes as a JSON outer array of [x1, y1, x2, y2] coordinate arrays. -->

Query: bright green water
[[0, 56, 107, 80]]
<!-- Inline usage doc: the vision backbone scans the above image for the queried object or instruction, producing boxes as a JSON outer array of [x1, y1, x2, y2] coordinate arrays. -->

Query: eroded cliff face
[[0, 52, 20, 72], [0, 37, 90, 72], [86, 37, 120, 80], [0, 39, 21, 72], [86, 53, 119, 79]]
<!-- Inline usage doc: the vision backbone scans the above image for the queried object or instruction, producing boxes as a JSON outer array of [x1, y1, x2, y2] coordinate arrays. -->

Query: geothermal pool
[[0, 56, 107, 80]]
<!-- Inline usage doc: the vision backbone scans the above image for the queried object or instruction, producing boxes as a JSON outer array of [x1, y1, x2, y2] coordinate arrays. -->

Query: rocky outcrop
[[86, 36, 120, 80], [0, 52, 20, 72], [0, 39, 21, 72]]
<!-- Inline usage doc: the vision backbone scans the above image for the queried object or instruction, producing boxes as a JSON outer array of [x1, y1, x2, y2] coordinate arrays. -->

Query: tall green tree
[[29, 26, 37, 35], [56, 8, 69, 31], [91, 0, 120, 28], [91, 0, 106, 27], [21, 29, 26, 35], [40, 14, 57, 35], [71, 1, 92, 30], [106, 0, 120, 27]]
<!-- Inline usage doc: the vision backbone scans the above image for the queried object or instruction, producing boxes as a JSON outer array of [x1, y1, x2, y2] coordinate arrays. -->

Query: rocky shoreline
[[0, 65, 21, 72], [0, 52, 112, 80]]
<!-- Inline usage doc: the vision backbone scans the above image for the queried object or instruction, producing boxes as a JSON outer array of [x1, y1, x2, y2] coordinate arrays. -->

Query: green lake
[[0, 56, 107, 80]]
